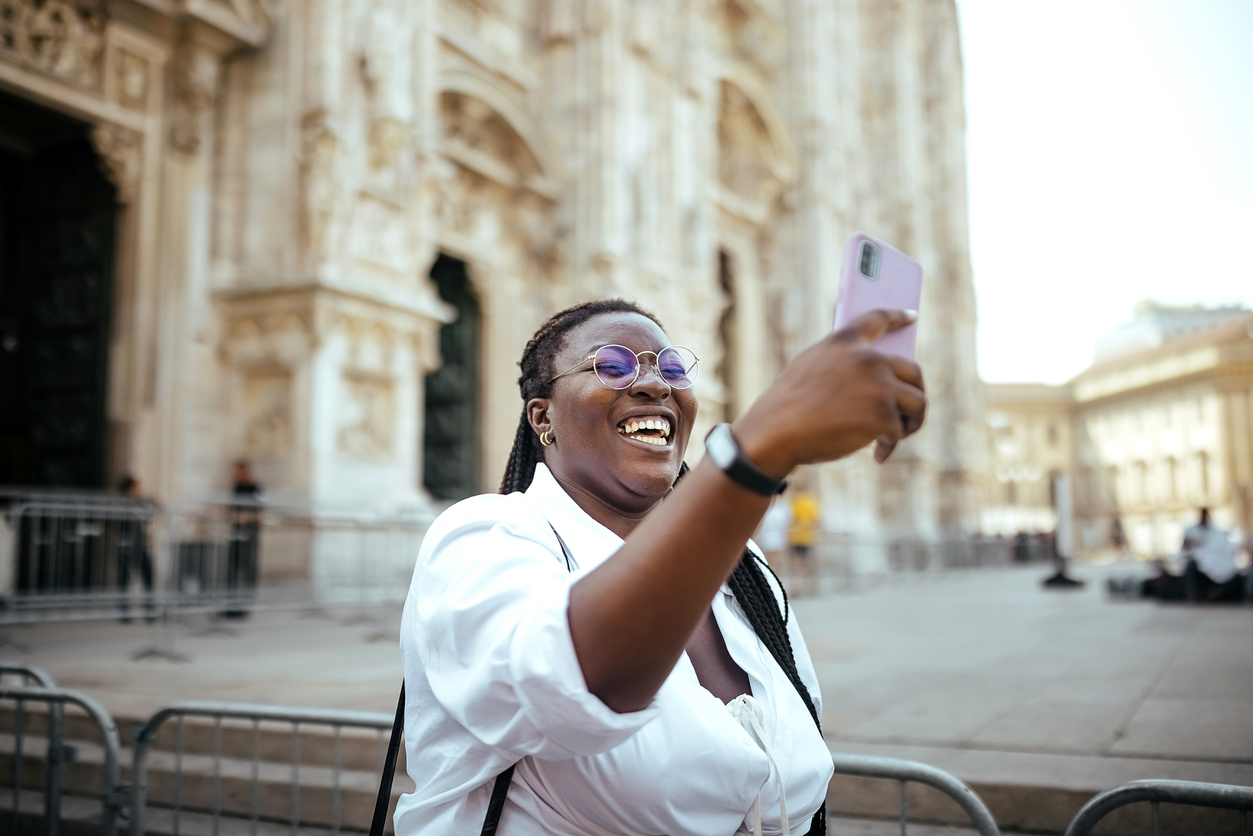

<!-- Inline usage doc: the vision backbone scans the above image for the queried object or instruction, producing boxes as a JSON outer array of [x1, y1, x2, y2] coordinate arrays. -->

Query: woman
[[397, 299, 925, 835]]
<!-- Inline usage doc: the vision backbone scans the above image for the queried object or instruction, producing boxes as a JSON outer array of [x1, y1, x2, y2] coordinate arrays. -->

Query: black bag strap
[[369, 683, 407, 836], [369, 522, 576, 836]]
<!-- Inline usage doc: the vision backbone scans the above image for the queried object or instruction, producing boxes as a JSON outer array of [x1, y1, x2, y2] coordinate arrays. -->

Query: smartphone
[[832, 232, 923, 359]]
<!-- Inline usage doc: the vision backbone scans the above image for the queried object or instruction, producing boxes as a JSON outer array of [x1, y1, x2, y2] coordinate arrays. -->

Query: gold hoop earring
[[540, 430, 553, 447]]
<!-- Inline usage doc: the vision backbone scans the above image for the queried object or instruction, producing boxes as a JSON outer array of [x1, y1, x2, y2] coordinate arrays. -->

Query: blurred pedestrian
[[757, 494, 791, 581], [1013, 531, 1031, 562], [115, 475, 155, 622], [788, 489, 820, 597], [223, 460, 264, 619], [1182, 508, 1240, 602]]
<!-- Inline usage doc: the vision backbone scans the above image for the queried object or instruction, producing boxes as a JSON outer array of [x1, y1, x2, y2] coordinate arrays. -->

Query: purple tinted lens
[[593, 345, 639, 388], [658, 347, 696, 388]]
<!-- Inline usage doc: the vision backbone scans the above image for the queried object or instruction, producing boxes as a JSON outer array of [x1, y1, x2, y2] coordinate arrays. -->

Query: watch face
[[706, 423, 735, 467]]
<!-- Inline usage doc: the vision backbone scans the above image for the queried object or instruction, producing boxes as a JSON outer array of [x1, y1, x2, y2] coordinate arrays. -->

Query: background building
[[1, 0, 983, 583], [986, 303, 1253, 558]]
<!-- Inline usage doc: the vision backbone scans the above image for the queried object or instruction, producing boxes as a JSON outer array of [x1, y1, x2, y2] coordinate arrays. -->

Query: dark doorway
[[423, 255, 481, 501], [0, 91, 116, 488], [717, 249, 738, 422]]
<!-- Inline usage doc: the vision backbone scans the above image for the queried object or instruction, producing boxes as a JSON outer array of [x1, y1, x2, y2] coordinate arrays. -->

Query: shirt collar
[[525, 464, 624, 571]]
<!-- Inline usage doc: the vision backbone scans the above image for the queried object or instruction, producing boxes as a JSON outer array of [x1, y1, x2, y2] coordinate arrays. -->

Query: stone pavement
[[2, 564, 1250, 832], [791, 563, 1253, 832]]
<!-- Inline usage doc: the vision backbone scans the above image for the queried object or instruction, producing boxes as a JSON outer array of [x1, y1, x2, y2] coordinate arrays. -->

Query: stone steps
[[5, 707, 1250, 834], [0, 788, 358, 836], [0, 709, 410, 834], [1, 709, 400, 773]]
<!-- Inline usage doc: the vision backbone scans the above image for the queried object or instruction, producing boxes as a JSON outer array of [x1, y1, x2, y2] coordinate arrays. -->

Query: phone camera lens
[[859, 242, 880, 280]]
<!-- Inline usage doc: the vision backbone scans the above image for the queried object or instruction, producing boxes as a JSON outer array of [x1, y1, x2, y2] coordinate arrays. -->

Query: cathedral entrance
[[422, 255, 481, 501], [0, 92, 116, 489]]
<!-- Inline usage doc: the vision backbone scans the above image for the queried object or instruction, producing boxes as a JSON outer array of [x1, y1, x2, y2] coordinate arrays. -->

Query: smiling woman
[[394, 299, 927, 836]]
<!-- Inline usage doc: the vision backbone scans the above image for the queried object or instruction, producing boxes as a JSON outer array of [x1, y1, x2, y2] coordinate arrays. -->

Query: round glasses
[[550, 344, 701, 390]]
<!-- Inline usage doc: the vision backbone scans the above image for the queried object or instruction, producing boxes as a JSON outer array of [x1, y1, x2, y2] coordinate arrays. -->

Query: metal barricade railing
[[0, 665, 61, 836], [1063, 779, 1253, 836], [0, 684, 123, 836], [831, 753, 1001, 836], [0, 491, 430, 630], [130, 700, 397, 836], [0, 664, 56, 689]]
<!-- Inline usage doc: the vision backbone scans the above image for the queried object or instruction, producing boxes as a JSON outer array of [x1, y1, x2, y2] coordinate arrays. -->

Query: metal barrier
[[0, 684, 123, 836], [130, 700, 396, 836], [0, 491, 430, 628], [1063, 779, 1253, 836], [778, 533, 1017, 594], [0, 664, 56, 688], [831, 753, 1001, 836], [0, 665, 62, 836]]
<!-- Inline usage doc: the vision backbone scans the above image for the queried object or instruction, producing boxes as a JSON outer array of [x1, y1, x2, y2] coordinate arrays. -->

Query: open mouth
[[617, 415, 672, 447]]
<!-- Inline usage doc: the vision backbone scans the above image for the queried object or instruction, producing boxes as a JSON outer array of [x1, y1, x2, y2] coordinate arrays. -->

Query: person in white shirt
[[397, 299, 925, 835], [756, 496, 792, 572], [1182, 508, 1240, 602]]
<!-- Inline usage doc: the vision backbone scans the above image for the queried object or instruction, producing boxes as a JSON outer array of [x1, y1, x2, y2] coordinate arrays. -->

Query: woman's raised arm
[[568, 309, 926, 712]]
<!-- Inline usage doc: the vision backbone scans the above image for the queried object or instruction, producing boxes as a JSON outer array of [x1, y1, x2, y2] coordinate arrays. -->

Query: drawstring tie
[[726, 694, 789, 836]]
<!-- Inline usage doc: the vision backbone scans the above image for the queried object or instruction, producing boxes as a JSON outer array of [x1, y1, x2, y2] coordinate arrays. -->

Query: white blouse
[[395, 464, 833, 836]]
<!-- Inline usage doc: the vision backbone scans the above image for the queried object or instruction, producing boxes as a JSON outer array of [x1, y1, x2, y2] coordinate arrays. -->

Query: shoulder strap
[[480, 765, 516, 834], [548, 522, 576, 571], [478, 522, 575, 832], [371, 523, 576, 836], [369, 683, 406, 836]]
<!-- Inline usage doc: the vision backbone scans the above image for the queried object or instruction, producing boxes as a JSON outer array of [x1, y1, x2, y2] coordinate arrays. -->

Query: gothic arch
[[437, 68, 563, 190], [715, 62, 797, 196]]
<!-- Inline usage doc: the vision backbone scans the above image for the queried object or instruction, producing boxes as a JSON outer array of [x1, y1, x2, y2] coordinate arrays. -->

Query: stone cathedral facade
[[0, 0, 983, 555]]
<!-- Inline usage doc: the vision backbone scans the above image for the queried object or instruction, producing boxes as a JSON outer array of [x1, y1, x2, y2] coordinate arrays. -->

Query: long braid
[[500, 411, 542, 494], [676, 464, 828, 834], [729, 555, 827, 834], [499, 298, 664, 494]]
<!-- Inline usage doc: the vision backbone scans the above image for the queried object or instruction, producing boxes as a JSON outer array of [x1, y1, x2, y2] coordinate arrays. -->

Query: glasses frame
[[549, 344, 701, 390]]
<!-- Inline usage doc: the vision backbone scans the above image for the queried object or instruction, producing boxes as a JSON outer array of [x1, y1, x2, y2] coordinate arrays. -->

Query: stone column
[[916, 0, 984, 535]]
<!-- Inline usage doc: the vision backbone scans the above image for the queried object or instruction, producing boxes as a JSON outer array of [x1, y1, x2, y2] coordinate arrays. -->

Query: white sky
[[956, 0, 1253, 384]]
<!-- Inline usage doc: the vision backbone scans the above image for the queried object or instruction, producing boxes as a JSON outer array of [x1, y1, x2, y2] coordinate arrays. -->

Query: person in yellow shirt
[[788, 490, 820, 596]]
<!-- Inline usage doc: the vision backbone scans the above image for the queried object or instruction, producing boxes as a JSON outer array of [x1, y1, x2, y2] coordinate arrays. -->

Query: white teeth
[[616, 416, 672, 442]]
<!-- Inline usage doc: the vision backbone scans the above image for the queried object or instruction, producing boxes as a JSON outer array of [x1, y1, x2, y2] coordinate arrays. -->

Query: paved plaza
[[2, 563, 1250, 831]]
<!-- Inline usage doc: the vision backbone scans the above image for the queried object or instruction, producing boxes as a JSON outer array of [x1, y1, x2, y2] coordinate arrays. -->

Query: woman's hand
[[733, 309, 927, 478]]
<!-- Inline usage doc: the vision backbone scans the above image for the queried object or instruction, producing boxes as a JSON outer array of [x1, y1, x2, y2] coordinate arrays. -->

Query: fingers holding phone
[[735, 307, 926, 474], [735, 231, 927, 475]]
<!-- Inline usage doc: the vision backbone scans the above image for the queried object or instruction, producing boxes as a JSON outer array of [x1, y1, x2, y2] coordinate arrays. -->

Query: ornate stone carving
[[359, 0, 412, 170], [338, 373, 395, 459], [177, 46, 221, 113], [349, 193, 407, 274], [243, 369, 292, 459], [220, 313, 314, 365], [367, 116, 409, 170], [441, 92, 539, 182], [299, 111, 342, 261], [89, 122, 142, 204], [170, 45, 222, 153], [717, 81, 776, 204], [0, 0, 105, 89], [541, 0, 577, 42], [429, 162, 502, 243], [113, 49, 148, 110]]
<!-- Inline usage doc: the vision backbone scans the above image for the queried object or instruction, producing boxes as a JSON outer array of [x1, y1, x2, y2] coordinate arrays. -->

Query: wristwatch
[[704, 423, 788, 496]]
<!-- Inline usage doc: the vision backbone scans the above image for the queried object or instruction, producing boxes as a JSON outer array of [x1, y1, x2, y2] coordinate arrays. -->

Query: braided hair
[[502, 301, 826, 834]]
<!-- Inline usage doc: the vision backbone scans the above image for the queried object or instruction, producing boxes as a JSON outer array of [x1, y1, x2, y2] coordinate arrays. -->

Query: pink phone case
[[832, 231, 923, 359]]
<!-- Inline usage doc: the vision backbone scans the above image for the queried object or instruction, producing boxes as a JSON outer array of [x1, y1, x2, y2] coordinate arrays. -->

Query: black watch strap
[[704, 423, 788, 496]]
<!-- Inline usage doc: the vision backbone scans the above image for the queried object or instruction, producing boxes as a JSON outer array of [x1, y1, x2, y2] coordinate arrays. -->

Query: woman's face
[[532, 312, 699, 513]]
